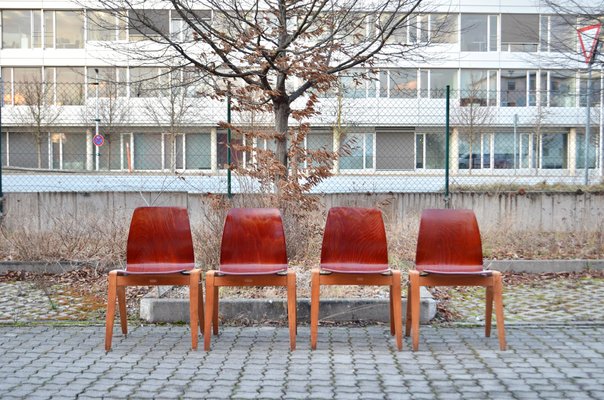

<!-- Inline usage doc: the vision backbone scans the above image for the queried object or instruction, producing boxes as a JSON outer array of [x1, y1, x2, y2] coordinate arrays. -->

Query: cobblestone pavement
[[442, 276, 604, 324], [1, 324, 604, 399]]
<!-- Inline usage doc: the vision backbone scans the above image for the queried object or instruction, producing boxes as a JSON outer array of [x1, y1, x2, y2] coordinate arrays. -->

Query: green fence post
[[227, 86, 232, 199], [444, 85, 450, 208]]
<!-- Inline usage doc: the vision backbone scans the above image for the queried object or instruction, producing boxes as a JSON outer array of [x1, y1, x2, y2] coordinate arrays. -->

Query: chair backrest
[[220, 208, 288, 275], [320, 207, 389, 273], [415, 208, 483, 273], [126, 207, 195, 273]]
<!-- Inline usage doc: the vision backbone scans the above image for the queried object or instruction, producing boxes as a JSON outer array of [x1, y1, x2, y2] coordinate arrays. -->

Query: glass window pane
[[389, 69, 417, 98], [501, 14, 538, 52], [430, 69, 458, 98], [549, 70, 575, 107], [365, 133, 374, 169], [56, 67, 84, 105], [56, 11, 84, 48], [9, 132, 49, 168], [13, 67, 42, 105], [186, 133, 211, 169], [431, 13, 457, 44], [425, 133, 445, 169], [415, 134, 424, 168], [217, 131, 243, 169], [501, 70, 527, 106], [494, 132, 514, 169], [88, 10, 115, 41], [541, 133, 567, 169], [461, 14, 487, 51], [340, 133, 364, 169], [129, 10, 169, 41], [133, 133, 162, 170], [489, 15, 498, 51], [44, 11, 54, 48], [576, 133, 597, 169], [62, 132, 86, 170], [2, 10, 31, 48], [33, 11, 42, 48]]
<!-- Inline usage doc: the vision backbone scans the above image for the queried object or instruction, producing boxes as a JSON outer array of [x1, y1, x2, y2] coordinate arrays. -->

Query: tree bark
[[273, 98, 290, 180]]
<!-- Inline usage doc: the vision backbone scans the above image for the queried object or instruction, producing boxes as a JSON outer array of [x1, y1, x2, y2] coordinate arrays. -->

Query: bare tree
[[83, 0, 432, 192], [453, 80, 496, 174], [13, 80, 63, 169]]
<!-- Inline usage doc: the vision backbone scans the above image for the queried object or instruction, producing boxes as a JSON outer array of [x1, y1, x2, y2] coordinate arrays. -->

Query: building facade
[[0, 0, 602, 192]]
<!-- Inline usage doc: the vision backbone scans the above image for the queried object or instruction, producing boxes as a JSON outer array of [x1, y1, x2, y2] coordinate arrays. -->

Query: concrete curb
[[140, 287, 437, 324]]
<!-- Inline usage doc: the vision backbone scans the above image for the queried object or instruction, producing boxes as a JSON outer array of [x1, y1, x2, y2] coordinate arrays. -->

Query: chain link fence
[[1, 82, 602, 195]]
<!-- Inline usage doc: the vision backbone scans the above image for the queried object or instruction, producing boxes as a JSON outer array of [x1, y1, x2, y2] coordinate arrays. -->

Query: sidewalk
[[1, 324, 604, 399]]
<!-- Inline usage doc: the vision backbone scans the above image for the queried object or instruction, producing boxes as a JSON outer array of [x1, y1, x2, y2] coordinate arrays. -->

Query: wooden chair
[[407, 208, 506, 351], [105, 207, 203, 351], [311, 207, 403, 351], [204, 208, 297, 351]]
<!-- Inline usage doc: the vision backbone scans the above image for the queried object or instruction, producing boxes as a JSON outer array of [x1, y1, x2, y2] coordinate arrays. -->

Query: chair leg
[[105, 271, 118, 352], [405, 284, 412, 337], [389, 287, 395, 336], [117, 286, 127, 335], [204, 271, 216, 351], [189, 270, 201, 351], [409, 270, 421, 351], [286, 270, 297, 351], [485, 286, 494, 338], [198, 280, 204, 335], [391, 270, 403, 351], [310, 268, 321, 350], [213, 285, 219, 335], [493, 271, 507, 351]]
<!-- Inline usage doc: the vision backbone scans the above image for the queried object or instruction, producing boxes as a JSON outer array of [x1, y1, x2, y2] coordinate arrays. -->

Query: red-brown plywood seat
[[310, 207, 402, 351], [105, 207, 203, 351], [407, 208, 506, 351], [204, 208, 296, 351]]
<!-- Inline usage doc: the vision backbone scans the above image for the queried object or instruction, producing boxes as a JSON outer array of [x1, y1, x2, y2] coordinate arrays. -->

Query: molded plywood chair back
[[126, 207, 196, 273], [415, 208, 483, 274], [220, 207, 288, 275], [407, 208, 506, 351], [204, 208, 296, 351], [105, 207, 203, 351], [320, 207, 389, 274], [311, 207, 402, 350]]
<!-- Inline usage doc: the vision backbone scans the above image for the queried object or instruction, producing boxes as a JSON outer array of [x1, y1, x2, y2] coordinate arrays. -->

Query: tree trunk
[[36, 135, 42, 169], [273, 98, 290, 181]]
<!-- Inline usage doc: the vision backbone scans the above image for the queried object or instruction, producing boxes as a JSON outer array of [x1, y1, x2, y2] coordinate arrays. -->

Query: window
[[130, 68, 166, 97], [55, 11, 84, 48], [416, 132, 445, 169], [458, 132, 491, 170], [44, 10, 54, 48], [541, 15, 576, 53], [87, 10, 125, 41], [541, 133, 568, 169], [547, 70, 575, 107], [7, 132, 49, 168], [87, 67, 127, 98], [376, 129, 415, 170], [460, 69, 497, 106], [340, 73, 367, 98], [340, 133, 374, 170], [380, 69, 417, 98], [501, 70, 537, 107], [576, 133, 597, 169], [4, 67, 43, 105], [62, 132, 87, 169], [579, 71, 602, 107], [460, 14, 497, 52], [430, 13, 458, 44], [97, 133, 131, 170], [55, 67, 84, 105], [501, 14, 538, 52], [519, 133, 536, 169], [185, 133, 212, 170], [379, 13, 407, 44], [129, 10, 170, 41], [493, 132, 515, 169], [217, 131, 243, 169], [133, 133, 162, 170], [1, 10, 42, 49], [170, 10, 210, 42], [425, 69, 458, 98]]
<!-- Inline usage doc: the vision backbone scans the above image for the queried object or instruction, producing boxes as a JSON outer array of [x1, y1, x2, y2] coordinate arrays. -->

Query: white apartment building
[[0, 0, 602, 192]]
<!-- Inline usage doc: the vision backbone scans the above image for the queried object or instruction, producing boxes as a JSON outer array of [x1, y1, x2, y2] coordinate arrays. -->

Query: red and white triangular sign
[[578, 23, 601, 64]]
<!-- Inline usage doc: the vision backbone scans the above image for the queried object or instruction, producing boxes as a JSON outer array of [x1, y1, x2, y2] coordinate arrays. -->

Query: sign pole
[[585, 62, 592, 185], [95, 69, 100, 171]]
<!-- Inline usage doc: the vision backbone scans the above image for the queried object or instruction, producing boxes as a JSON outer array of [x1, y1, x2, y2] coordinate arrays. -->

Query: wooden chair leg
[[485, 286, 494, 338], [391, 270, 403, 351], [493, 271, 507, 351], [198, 280, 204, 335], [212, 285, 219, 335], [409, 270, 421, 351], [204, 271, 215, 351], [189, 270, 201, 350], [286, 270, 297, 351], [105, 271, 118, 351], [117, 286, 127, 335], [389, 287, 395, 336], [405, 284, 412, 337], [310, 268, 321, 350]]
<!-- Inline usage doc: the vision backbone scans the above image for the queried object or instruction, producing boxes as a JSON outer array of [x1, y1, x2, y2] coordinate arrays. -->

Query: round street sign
[[93, 134, 105, 147]]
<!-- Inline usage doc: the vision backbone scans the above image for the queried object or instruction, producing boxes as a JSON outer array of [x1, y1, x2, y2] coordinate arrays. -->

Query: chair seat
[[119, 267, 194, 275], [219, 263, 289, 275], [420, 269, 492, 277], [321, 263, 390, 274], [125, 263, 195, 274]]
